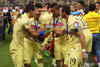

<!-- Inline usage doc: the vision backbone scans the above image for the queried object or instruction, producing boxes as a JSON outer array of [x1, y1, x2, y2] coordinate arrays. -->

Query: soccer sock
[[85, 63, 90, 67], [34, 59, 38, 64], [52, 59, 56, 64], [38, 63, 44, 67], [52, 59, 56, 67], [97, 63, 100, 67]]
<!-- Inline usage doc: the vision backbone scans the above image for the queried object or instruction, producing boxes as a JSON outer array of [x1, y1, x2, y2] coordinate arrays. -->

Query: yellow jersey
[[39, 11, 53, 25], [83, 11, 100, 33], [10, 13, 32, 49], [49, 17, 67, 40], [42, 17, 67, 46], [67, 15, 82, 47], [24, 18, 41, 44], [74, 16, 92, 52]]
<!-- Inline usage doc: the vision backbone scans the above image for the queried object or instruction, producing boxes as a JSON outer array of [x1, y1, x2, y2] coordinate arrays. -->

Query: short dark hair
[[96, 1, 100, 4], [35, 3, 43, 8], [53, 5, 60, 10], [89, 3, 96, 11], [50, 3, 60, 10], [62, 5, 70, 15], [28, 1, 35, 5], [78, 1, 84, 7], [50, 3, 57, 8], [25, 4, 35, 13], [45, 2, 51, 9]]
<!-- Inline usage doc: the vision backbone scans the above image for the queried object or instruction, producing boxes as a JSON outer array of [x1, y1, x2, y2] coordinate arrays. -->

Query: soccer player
[[10, 4, 45, 67], [49, 3, 68, 67], [74, 16, 92, 67], [62, 5, 88, 67], [23, 3, 47, 67], [41, 3, 67, 67], [83, 3, 100, 67]]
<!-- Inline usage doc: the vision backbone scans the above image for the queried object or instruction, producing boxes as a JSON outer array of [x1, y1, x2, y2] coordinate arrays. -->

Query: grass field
[[0, 31, 98, 67], [0, 31, 53, 67]]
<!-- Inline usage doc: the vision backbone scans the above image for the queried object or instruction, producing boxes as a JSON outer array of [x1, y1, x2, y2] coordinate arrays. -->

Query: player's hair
[[62, 5, 70, 15], [35, 3, 43, 8], [50, 2, 58, 8], [96, 1, 100, 4], [78, 1, 85, 7], [25, 4, 35, 13], [89, 3, 96, 11], [53, 5, 60, 10], [45, 2, 51, 9], [29, 1, 35, 5], [51, 3, 60, 10]]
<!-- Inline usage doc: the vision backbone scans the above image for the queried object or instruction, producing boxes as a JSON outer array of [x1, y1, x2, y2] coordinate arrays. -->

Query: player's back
[[10, 13, 31, 49]]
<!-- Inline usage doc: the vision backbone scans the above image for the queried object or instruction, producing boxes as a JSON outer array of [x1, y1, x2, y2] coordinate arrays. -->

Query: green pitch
[[0, 33, 53, 67], [0, 32, 97, 67]]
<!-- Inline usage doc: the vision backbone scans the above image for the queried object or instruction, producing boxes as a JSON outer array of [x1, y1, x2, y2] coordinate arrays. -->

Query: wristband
[[82, 49, 86, 52]]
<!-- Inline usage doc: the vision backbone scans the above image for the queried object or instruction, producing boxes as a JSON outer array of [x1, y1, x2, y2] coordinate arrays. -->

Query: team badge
[[73, 21, 79, 28]]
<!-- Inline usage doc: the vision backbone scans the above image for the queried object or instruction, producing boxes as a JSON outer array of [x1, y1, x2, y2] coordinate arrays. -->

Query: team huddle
[[10, 1, 100, 67]]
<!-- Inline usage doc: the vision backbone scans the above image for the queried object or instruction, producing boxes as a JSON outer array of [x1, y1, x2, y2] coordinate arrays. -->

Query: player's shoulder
[[94, 12, 100, 16]]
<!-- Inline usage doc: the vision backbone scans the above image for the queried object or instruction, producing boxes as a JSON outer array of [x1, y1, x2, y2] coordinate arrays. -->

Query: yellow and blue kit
[[83, 11, 100, 33], [23, 18, 42, 64], [65, 15, 84, 67], [10, 13, 32, 67], [74, 16, 92, 52]]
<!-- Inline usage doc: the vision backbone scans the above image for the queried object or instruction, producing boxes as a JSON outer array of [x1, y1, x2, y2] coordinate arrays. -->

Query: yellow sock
[[52, 59, 56, 64]]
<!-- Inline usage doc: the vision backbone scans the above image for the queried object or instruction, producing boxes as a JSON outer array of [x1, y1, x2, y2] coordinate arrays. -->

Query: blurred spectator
[[0, 9, 4, 41], [95, 1, 100, 14], [17, 8, 23, 18], [3, 7, 10, 40], [12, 7, 19, 25], [77, 1, 85, 17], [7, 7, 13, 35]]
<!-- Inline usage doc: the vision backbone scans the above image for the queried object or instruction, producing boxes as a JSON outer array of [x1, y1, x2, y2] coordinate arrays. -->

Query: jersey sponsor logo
[[73, 21, 79, 28], [55, 22, 64, 27], [47, 25, 53, 29], [86, 17, 100, 20], [31, 25, 40, 29]]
